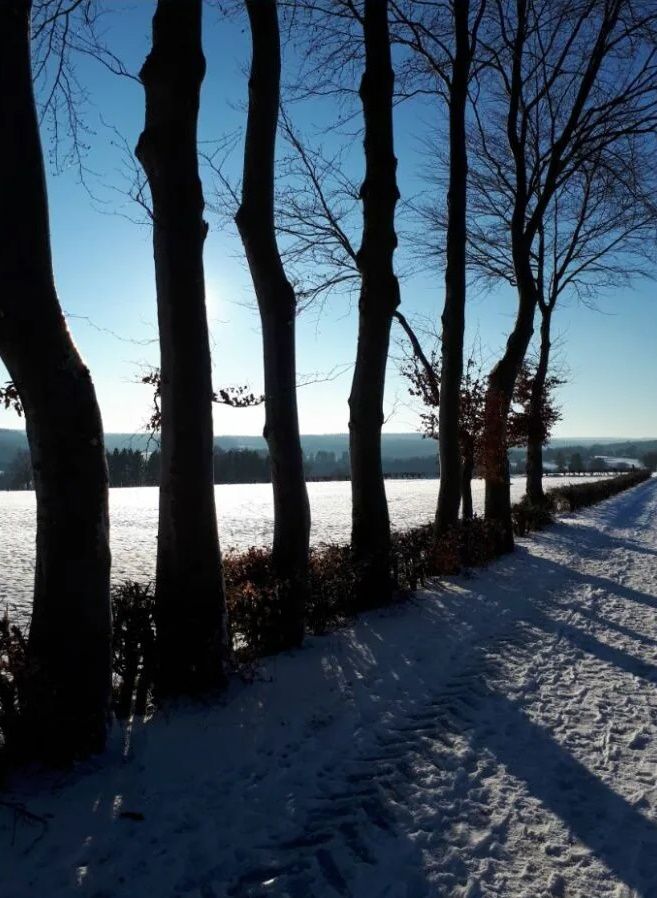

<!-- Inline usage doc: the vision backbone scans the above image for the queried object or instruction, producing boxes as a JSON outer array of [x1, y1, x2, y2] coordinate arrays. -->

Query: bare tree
[[136, 0, 230, 694], [523, 157, 657, 502], [390, 0, 487, 533], [0, 0, 111, 759], [29, 1, 137, 176], [399, 319, 486, 520], [461, 15, 657, 510], [275, 108, 361, 311], [274, 0, 402, 599], [346, 0, 402, 601], [235, 0, 311, 649], [469, 0, 657, 549]]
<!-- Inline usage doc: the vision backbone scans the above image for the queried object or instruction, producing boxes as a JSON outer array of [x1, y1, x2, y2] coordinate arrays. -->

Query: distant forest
[[0, 446, 439, 490], [1, 443, 654, 491]]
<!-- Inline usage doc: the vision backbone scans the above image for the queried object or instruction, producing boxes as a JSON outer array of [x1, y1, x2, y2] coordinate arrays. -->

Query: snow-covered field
[[3, 476, 657, 897], [0, 475, 605, 619]]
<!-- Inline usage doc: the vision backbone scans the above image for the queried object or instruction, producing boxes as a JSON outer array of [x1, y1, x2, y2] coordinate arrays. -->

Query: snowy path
[[3, 478, 657, 897]]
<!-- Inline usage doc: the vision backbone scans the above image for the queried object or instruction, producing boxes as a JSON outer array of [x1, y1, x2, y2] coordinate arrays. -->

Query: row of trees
[[1, 0, 656, 758], [0, 446, 443, 490]]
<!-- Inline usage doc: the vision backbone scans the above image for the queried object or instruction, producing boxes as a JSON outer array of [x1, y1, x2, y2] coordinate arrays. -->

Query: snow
[[597, 457, 643, 469], [3, 477, 657, 897], [0, 475, 609, 621]]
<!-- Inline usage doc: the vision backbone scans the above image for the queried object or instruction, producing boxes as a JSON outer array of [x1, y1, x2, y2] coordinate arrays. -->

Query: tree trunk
[[235, 0, 310, 649], [483, 250, 537, 551], [461, 439, 475, 521], [436, 0, 471, 533], [136, 0, 229, 694], [526, 306, 552, 504], [349, 0, 401, 603], [0, 0, 111, 758]]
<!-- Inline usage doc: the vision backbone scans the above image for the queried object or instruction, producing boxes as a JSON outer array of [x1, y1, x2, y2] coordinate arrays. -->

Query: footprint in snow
[[628, 731, 651, 750]]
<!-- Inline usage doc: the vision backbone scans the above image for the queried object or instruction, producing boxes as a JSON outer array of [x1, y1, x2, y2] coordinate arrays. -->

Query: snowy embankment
[[3, 478, 657, 898]]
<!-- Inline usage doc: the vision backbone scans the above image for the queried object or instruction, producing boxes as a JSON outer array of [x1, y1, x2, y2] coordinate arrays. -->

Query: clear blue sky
[[1, 2, 655, 440]]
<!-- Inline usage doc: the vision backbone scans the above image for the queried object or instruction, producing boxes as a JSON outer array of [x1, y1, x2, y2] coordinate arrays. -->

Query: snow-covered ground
[[3, 477, 657, 898], [0, 475, 608, 619]]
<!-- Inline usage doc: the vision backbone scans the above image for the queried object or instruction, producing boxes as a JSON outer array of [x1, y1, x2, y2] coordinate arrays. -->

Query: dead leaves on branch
[[0, 383, 23, 418], [140, 369, 264, 435]]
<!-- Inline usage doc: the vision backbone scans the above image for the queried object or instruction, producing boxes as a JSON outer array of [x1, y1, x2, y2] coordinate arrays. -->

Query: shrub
[[226, 477, 627, 659], [512, 497, 555, 536], [392, 524, 434, 588], [225, 545, 360, 658], [307, 544, 356, 634], [0, 612, 27, 777], [111, 581, 156, 719], [224, 548, 287, 660], [546, 470, 649, 512], [457, 517, 507, 568], [511, 471, 649, 535]]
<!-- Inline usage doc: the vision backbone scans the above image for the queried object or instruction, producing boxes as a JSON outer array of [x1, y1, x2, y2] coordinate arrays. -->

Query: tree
[[470, 137, 657, 505], [507, 362, 562, 488], [347, 0, 402, 601], [0, 0, 111, 758], [468, 0, 657, 549], [235, 0, 311, 650], [403, 335, 487, 521], [402, 323, 562, 518], [390, 0, 487, 532], [136, 0, 230, 694], [641, 452, 657, 472], [570, 452, 584, 474], [254, 1, 401, 597]]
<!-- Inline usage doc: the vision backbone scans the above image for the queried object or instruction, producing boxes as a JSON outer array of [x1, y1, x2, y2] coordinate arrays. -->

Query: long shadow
[[563, 602, 657, 651], [502, 545, 657, 613], [531, 608, 657, 684], [483, 546, 657, 678], [558, 566, 657, 613], [473, 693, 657, 897], [540, 522, 657, 560]]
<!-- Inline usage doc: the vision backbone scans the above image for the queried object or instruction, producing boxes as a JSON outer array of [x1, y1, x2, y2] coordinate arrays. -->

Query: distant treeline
[[0, 447, 270, 490], [511, 446, 657, 475], [0, 447, 441, 490], [2, 445, 652, 491]]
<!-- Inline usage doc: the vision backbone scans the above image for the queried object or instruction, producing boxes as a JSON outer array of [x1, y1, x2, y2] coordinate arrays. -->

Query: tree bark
[[136, 0, 229, 694], [349, 0, 401, 603], [461, 437, 475, 521], [436, 0, 471, 533], [483, 246, 537, 551], [0, 0, 111, 758], [526, 305, 552, 504], [235, 0, 310, 649]]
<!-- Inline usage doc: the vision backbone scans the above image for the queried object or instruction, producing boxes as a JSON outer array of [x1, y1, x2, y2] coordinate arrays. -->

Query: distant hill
[[217, 432, 440, 460], [0, 428, 439, 465], [546, 438, 657, 456]]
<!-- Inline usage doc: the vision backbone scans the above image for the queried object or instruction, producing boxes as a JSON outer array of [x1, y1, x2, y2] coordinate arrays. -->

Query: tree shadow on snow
[[539, 521, 657, 560], [5, 498, 657, 898], [471, 692, 657, 897]]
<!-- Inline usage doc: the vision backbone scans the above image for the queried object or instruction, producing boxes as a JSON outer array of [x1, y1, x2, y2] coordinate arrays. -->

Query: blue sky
[[1, 2, 654, 440]]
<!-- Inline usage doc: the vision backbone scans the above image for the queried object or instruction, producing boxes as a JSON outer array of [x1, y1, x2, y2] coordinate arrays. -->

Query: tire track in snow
[[210, 480, 657, 898], [185, 624, 543, 898]]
